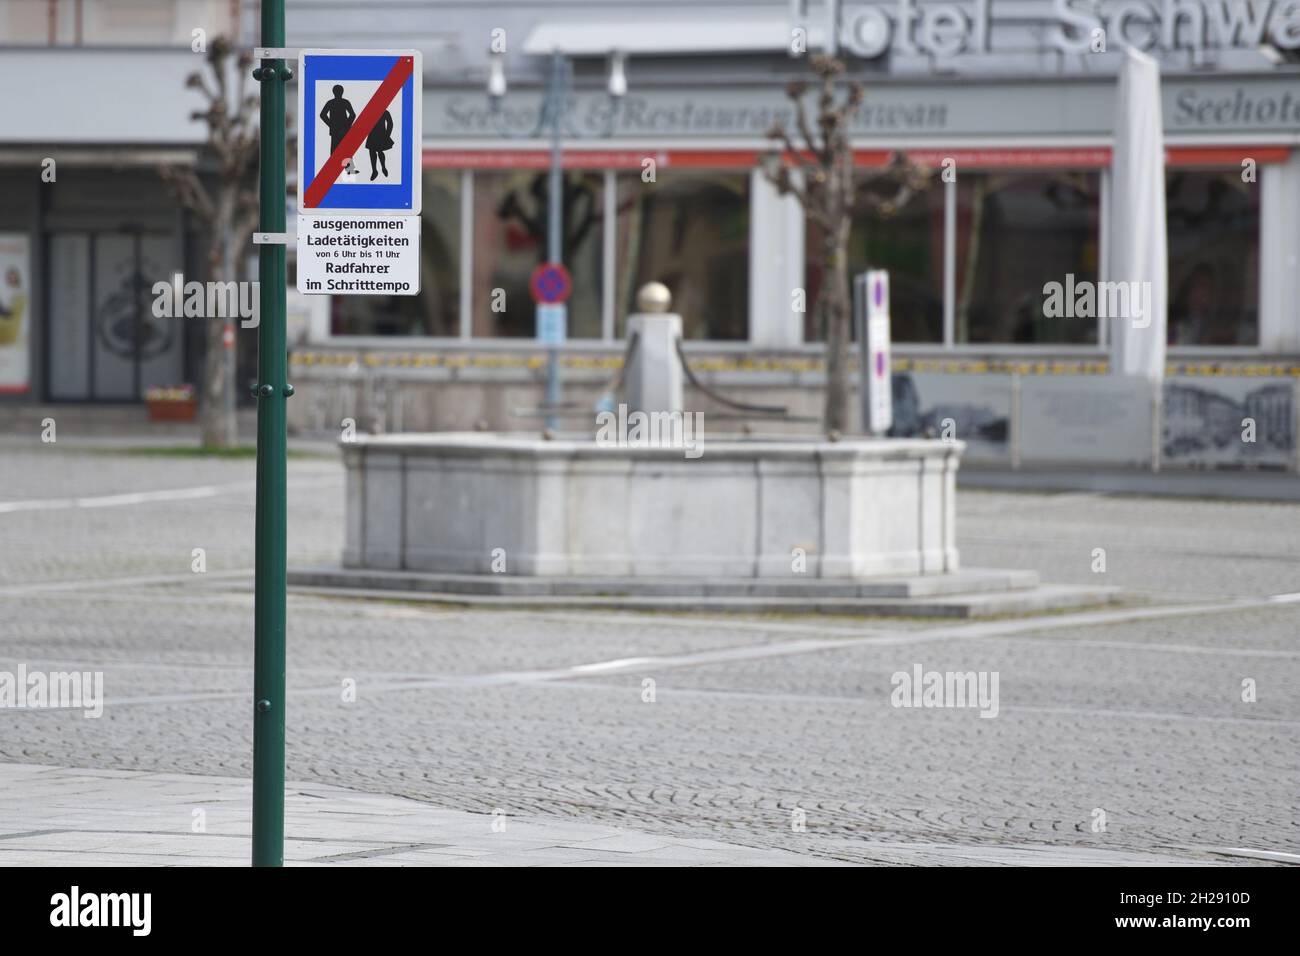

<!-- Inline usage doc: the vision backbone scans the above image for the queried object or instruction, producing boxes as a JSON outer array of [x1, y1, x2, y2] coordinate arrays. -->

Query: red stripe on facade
[[1167, 146, 1290, 166], [423, 145, 1289, 170]]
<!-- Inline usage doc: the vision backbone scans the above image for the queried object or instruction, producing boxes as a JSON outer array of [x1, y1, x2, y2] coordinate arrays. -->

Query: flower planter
[[144, 385, 197, 422], [145, 398, 197, 422]]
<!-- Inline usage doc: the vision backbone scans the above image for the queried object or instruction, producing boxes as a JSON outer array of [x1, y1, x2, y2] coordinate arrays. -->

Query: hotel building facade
[[4, 0, 1300, 467]]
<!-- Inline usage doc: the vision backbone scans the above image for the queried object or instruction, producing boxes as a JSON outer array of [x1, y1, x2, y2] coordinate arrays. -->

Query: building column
[[1260, 151, 1300, 353], [747, 167, 804, 348]]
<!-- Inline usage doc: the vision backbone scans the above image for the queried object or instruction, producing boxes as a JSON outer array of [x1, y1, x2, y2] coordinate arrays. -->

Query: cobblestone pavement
[[0, 442, 1297, 865], [0, 764, 847, 867]]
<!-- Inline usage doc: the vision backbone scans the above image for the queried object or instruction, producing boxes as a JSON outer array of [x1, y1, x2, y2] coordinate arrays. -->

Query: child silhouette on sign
[[366, 110, 394, 181], [320, 84, 358, 175]]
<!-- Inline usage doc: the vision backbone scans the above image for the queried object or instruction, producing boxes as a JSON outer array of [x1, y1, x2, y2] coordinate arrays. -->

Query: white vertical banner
[[0, 234, 31, 393], [1108, 46, 1167, 383]]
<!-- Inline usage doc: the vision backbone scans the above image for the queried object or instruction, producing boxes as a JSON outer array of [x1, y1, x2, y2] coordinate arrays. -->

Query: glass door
[[46, 230, 182, 401]]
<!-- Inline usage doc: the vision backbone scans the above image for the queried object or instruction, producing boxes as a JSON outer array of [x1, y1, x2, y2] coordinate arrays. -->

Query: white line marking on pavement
[[535, 677, 1300, 726], [382, 591, 1300, 693], [0, 482, 251, 514], [0, 588, 492, 628], [13, 581, 1299, 716], [0, 474, 336, 516], [1001, 637, 1300, 658], [0, 653, 489, 683], [1006, 704, 1300, 728], [568, 657, 657, 673], [0, 569, 254, 597], [512, 594, 1297, 645], [1207, 847, 1300, 864], [962, 533, 1300, 566], [80, 676, 1300, 730]]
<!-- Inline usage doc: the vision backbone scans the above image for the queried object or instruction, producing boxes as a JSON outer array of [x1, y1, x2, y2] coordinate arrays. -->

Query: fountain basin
[[343, 433, 961, 578]]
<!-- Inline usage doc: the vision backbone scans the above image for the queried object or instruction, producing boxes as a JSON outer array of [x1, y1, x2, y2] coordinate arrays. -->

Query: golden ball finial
[[636, 281, 672, 314]]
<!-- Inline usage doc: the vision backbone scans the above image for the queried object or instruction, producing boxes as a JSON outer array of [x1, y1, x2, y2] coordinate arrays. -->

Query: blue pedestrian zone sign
[[297, 49, 422, 215]]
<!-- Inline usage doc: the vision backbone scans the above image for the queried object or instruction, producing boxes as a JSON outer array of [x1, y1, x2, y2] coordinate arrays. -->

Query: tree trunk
[[956, 176, 987, 345], [822, 225, 852, 434], [199, 191, 238, 449]]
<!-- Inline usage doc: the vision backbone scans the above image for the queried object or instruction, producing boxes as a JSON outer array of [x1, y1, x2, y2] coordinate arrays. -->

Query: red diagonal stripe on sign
[[303, 55, 414, 209]]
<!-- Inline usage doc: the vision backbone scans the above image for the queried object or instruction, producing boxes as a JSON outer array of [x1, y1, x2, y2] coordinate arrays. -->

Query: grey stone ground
[[0, 437, 1297, 865], [0, 764, 843, 866]]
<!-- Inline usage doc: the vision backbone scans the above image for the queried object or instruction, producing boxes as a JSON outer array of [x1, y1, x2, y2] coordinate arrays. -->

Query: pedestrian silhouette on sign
[[320, 84, 358, 175], [366, 110, 394, 181]]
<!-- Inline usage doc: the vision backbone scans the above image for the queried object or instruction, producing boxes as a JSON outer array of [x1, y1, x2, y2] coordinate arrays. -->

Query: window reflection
[[1167, 170, 1259, 346], [472, 170, 604, 339], [806, 175, 945, 343], [329, 170, 461, 337], [614, 171, 749, 340], [313, 162, 1272, 352], [955, 172, 1100, 344]]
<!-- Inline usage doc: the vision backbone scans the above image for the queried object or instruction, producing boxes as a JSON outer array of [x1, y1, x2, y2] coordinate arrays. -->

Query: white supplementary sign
[[296, 215, 421, 296], [537, 304, 568, 345]]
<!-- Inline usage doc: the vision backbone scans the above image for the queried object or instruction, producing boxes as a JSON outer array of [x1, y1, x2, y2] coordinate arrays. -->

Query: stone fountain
[[295, 285, 1119, 617]]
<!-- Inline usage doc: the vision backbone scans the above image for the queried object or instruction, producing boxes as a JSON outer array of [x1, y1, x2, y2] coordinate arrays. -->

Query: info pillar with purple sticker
[[855, 270, 893, 436]]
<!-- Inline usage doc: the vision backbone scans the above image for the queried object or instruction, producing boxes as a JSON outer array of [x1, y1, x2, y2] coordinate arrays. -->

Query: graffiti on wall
[[1163, 381, 1293, 467], [888, 371, 1295, 469], [889, 372, 1011, 460]]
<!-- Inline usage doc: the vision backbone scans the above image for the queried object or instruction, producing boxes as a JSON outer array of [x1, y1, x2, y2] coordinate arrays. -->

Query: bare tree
[[763, 54, 931, 434], [159, 36, 258, 449]]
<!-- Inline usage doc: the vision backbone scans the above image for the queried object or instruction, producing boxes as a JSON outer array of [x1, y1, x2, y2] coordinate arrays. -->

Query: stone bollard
[[625, 281, 683, 414]]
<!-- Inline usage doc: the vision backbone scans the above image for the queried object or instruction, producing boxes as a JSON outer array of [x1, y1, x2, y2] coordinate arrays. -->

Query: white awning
[[522, 16, 824, 56]]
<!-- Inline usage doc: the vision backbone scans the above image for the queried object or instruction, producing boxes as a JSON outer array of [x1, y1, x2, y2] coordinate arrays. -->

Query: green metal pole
[[252, 0, 288, 868]]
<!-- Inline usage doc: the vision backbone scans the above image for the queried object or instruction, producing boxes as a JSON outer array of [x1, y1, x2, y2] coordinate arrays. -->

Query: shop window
[[954, 171, 1101, 345], [470, 170, 604, 339], [1166, 169, 1260, 347], [81, 0, 179, 44], [330, 170, 461, 337], [805, 174, 945, 343], [614, 171, 749, 341], [2, 1, 50, 42]]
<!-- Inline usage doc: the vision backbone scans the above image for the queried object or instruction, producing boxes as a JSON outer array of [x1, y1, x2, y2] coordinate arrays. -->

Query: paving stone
[[0, 445, 1296, 866]]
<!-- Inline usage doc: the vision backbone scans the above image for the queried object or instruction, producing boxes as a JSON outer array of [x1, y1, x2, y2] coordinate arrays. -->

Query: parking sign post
[[252, 0, 289, 868]]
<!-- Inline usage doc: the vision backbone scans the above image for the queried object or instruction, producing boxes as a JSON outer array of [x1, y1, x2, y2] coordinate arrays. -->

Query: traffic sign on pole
[[537, 303, 568, 344], [253, 0, 290, 868], [297, 49, 422, 215], [530, 262, 572, 305]]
